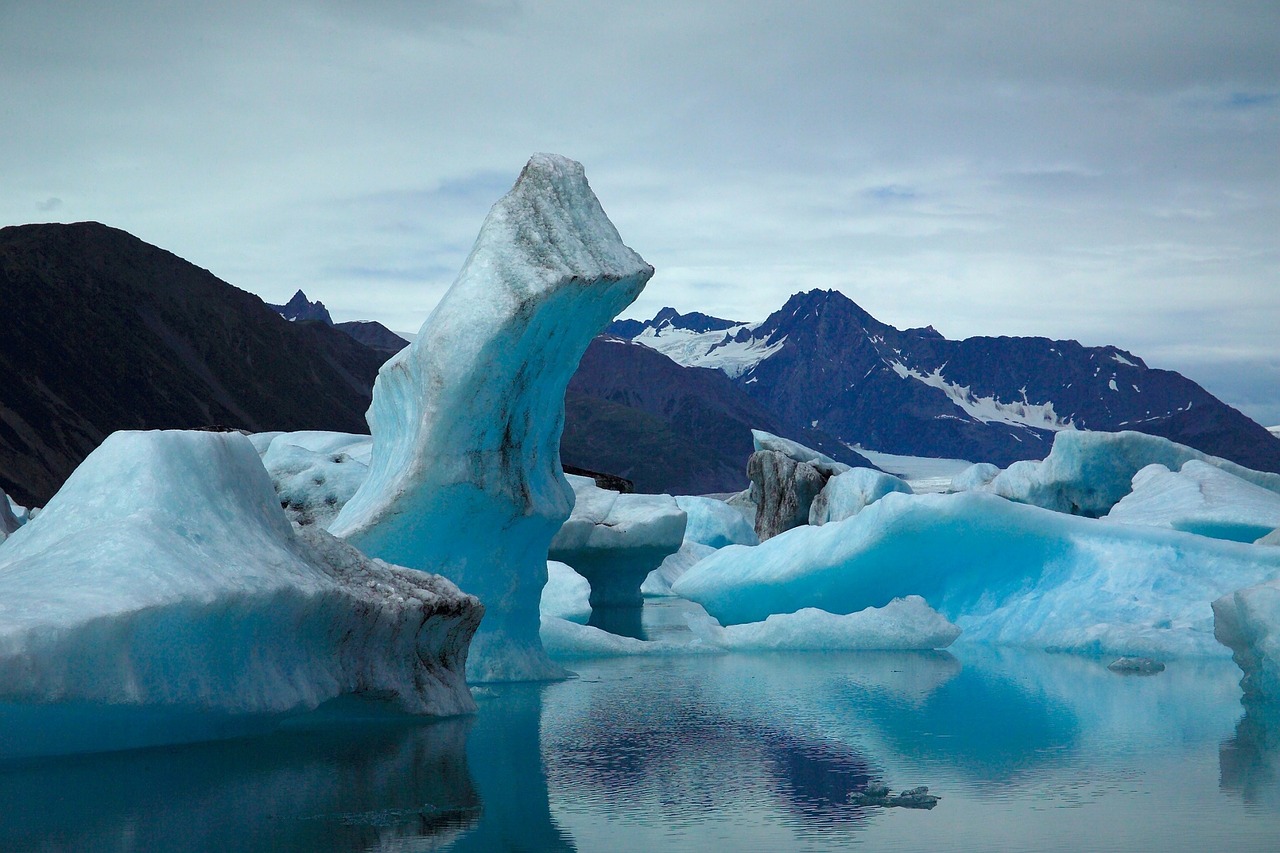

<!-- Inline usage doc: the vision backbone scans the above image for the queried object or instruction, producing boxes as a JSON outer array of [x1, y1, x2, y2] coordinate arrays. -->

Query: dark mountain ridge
[[0, 222, 385, 506]]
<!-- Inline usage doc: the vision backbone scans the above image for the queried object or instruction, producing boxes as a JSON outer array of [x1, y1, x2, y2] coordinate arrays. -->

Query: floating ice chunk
[[330, 154, 653, 682], [549, 474, 685, 609], [950, 462, 1001, 492], [751, 429, 851, 477], [539, 615, 719, 658], [989, 430, 1280, 517], [1106, 461, 1280, 543], [260, 432, 373, 528], [677, 495, 759, 548], [0, 431, 480, 730], [673, 490, 1280, 658], [540, 561, 592, 624], [687, 596, 960, 651], [809, 468, 913, 526], [0, 493, 21, 544], [1215, 580, 1280, 702], [642, 541, 717, 596]]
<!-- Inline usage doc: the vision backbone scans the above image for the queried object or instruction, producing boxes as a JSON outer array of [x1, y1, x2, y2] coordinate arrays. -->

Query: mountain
[[610, 290, 1280, 474], [0, 223, 386, 506], [562, 337, 874, 494], [268, 289, 334, 324], [335, 321, 409, 354]]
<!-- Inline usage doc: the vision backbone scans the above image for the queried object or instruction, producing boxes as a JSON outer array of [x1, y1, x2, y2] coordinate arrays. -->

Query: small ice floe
[[850, 784, 940, 809], [1107, 656, 1166, 675]]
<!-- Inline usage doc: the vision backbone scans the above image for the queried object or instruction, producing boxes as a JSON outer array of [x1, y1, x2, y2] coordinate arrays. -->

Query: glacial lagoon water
[[3, 620, 1280, 851]]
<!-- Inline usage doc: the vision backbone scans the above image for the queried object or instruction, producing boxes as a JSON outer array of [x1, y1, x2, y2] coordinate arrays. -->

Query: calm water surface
[[3, 634, 1279, 851]]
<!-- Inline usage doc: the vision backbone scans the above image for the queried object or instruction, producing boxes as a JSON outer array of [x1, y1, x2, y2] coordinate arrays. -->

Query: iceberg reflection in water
[[4, 647, 1280, 851]]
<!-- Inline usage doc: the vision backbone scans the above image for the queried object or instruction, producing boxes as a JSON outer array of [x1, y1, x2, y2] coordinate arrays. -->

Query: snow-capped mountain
[[609, 289, 1280, 473]]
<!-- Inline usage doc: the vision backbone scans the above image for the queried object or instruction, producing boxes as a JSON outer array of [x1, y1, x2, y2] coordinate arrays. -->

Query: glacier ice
[[949, 462, 1001, 493], [687, 596, 960, 651], [539, 615, 718, 658], [987, 429, 1280, 517], [548, 474, 686, 609], [677, 495, 759, 548], [672, 490, 1280, 658], [1105, 461, 1280, 543], [541, 560, 592, 624], [330, 154, 653, 682], [642, 541, 717, 596], [1215, 580, 1280, 703], [0, 430, 480, 727], [809, 467, 913, 526], [751, 429, 851, 476], [258, 431, 373, 528]]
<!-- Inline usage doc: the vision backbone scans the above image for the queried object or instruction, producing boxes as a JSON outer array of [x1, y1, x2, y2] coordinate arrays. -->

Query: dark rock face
[[0, 223, 385, 506], [268, 289, 334, 325], [335, 320, 409, 354], [747, 450, 827, 540], [561, 337, 875, 495], [611, 289, 1280, 474]]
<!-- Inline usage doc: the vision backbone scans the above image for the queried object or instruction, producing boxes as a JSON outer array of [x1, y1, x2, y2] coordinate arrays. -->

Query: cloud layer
[[2, 1, 1277, 423]]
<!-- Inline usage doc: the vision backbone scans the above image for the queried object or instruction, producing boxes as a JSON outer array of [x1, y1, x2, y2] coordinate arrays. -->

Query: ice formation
[[748, 451, 826, 540], [539, 615, 717, 657], [987, 430, 1280, 517], [642, 541, 717, 596], [548, 474, 685, 609], [0, 492, 21, 544], [1105, 461, 1280, 543], [672, 490, 1280, 658], [1215, 580, 1280, 702], [330, 154, 653, 682], [752, 429, 851, 475], [1260, 528, 1280, 546], [540, 560, 592, 624], [677, 495, 759, 548], [0, 430, 480, 723], [809, 467, 913, 526], [687, 596, 960, 651], [949, 462, 1001, 493], [258, 431, 373, 528]]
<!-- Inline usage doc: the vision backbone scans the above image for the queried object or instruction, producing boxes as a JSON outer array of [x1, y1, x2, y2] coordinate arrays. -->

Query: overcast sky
[[3, 1, 1278, 423]]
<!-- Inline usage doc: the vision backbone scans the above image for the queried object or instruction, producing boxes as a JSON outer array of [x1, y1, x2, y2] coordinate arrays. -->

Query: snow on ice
[[1105, 461, 1280, 543]]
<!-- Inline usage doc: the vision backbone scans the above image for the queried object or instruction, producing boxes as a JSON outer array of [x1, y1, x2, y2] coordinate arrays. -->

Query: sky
[[3, 1, 1278, 424]]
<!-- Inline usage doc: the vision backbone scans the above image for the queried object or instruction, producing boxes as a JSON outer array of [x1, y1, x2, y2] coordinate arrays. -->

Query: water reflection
[[0, 710, 479, 853], [1221, 702, 1280, 808]]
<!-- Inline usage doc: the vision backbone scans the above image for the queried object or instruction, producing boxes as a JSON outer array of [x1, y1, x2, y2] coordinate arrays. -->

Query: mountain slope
[[562, 337, 873, 494], [613, 291, 1280, 473], [0, 222, 385, 506]]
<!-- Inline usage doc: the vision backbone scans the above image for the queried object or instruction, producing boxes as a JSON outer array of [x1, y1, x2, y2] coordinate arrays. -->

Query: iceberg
[[330, 154, 653, 682], [539, 616, 717, 658], [0, 492, 21, 543], [1214, 580, 1280, 702], [548, 474, 686, 609], [642, 541, 717, 596], [677, 495, 759, 548], [540, 560, 592, 624], [987, 429, 1280, 517], [0, 431, 480, 732], [259, 431, 373, 528], [809, 467, 913, 526], [949, 462, 1001, 493], [1105, 461, 1280, 543], [672, 490, 1280, 658], [687, 596, 961, 651]]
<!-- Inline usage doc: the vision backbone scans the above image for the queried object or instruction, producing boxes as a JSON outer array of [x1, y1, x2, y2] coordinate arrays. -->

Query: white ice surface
[[642, 541, 717, 596], [1214, 578, 1280, 702], [259, 432, 373, 528], [329, 154, 652, 682], [0, 430, 480, 720], [676, 495, 758, 548], [752, 430, 850, 476], [852, 448, 977, 493], [540, 561, 592, 624], [673, 490, 1280, 659], [809, 467, 913, 525], [1105, 461, 1280, 543], [687, 596, 960, 651], [539, 615, 719, 657], [988, 429, 1280, 517], [950, 462, 1002, 493]]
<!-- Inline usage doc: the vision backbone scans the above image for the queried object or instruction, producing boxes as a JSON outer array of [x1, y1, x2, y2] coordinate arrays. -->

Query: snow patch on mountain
[[631, 323, 784, 379], [888, 361, 1076, 432]]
